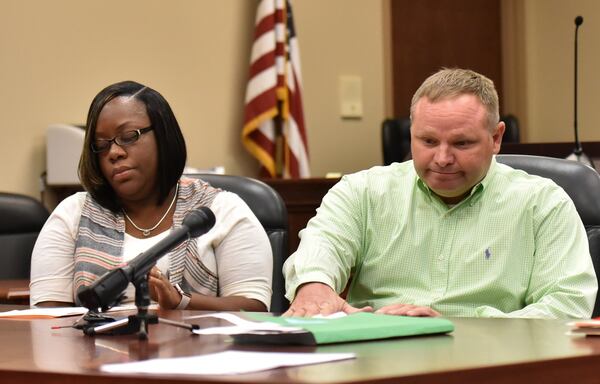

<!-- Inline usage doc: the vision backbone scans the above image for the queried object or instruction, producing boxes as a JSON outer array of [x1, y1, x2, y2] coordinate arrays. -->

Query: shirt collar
[[415, 157, 498, 207]]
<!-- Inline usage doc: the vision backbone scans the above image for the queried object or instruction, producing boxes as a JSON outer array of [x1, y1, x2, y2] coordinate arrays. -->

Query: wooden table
[[0, 306, 599, 384]]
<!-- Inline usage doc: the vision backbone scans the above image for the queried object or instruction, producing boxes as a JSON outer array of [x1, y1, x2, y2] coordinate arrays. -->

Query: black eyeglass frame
[[91, 126, 154, 153]]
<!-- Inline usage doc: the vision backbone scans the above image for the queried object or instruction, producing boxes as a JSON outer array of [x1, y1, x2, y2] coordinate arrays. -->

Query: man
[[283, 68, 597, 318]]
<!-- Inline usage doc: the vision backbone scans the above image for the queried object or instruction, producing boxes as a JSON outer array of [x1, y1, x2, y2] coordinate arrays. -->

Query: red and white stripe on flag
[[242, 0, 310, 178]]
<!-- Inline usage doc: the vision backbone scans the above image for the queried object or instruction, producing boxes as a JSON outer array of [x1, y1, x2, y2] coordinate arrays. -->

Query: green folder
[[233, 313, 454, 345]]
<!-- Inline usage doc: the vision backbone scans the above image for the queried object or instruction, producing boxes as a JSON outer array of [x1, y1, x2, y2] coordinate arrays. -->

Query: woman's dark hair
[[78, 80, 187, 212]]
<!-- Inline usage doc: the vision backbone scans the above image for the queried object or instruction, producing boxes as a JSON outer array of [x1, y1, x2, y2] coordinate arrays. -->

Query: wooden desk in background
[[0, 307, 599, 384], [264, 178, 338, 255], [0, 280, 29, 305]]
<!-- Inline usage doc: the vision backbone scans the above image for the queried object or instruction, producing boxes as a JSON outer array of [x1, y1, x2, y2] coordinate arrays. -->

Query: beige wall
[[2, 0, 599, 200], [503, 0, 600, 143], [0, 0, 386, 200], [295, 0, 386, 176]]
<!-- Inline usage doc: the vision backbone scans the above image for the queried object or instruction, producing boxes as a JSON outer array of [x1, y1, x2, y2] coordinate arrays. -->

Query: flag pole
[[242, 0, 309, 179], [274, 99, 284, 178]]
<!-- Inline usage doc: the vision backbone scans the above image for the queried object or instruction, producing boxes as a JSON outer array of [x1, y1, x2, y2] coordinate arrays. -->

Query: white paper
[[183, 311, 267, 324], [0, 307, 88, 319], [0, 304, 157, 319], [568, 319, 600, 328], [101, 350, 355, 375], [186, 312, 301, 335], [186, 312, 352, 336], [313, 311, 348, 319]]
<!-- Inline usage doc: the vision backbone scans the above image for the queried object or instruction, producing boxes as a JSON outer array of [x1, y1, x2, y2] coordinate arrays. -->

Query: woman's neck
[[121, 185, 178, 237]]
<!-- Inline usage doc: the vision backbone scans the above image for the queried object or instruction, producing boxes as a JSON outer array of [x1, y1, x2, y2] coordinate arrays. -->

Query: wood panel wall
[[390, 0, 503, 117]]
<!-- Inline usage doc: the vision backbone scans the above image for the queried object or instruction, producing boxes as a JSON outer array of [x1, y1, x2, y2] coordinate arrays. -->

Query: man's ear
[[492, 121, 505, 154]]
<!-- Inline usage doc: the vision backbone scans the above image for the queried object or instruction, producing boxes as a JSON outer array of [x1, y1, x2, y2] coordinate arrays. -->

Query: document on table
[[101, 350, 355, 375], [185, 312, 305, 335], [567, 319, 600, 336], [185, 311, 348, 336], [0, 304, 152, 319], [185, 311, 454, 345], [0, 307, 88, 319]]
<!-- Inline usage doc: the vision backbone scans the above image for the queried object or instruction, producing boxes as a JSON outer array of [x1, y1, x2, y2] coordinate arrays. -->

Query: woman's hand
[[148, 267, 181, 309]]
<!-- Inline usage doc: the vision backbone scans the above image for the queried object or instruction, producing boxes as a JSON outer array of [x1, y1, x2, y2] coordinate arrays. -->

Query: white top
[[30, 191, 273, 309]]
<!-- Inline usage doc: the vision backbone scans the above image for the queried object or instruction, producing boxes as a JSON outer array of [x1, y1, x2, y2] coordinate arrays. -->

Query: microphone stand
[[80, 274, 199, 339], [75, 208, 215, 339], [566, 15, 594, 168]]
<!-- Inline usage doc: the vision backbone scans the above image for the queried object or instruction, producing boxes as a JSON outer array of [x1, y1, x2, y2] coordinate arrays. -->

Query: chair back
[[500, 114, 520, 143], [496, 154, 600, 316], [382, 117, 411, 165], [184, 174, 289, 313], [0, 193, 49, 279], [381, 115, 520, 165]]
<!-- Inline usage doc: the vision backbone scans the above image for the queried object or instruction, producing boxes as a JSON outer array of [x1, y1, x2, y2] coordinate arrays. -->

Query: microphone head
[[183, 207, 216, 237], [575, 16, 583, 26], [77, 268, 131, 311]]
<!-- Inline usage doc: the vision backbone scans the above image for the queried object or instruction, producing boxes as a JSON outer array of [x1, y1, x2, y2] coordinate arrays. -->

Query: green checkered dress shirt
[[284, 158, 597, 318]]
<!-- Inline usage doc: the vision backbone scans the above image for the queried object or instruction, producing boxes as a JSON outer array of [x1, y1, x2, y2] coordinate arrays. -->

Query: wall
[[0, 0, 386, 199], [3, 0, 598, 200], [294, 0, 386, 177], [503, 0, 600, 143]]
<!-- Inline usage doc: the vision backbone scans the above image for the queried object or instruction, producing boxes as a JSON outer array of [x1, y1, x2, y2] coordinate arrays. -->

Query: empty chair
[[184, 174, 289, 313], [496, 154, 600, 317], [500, 114, 520, 143], [382, 117, 411, 165], [0, 193, 49, 279]]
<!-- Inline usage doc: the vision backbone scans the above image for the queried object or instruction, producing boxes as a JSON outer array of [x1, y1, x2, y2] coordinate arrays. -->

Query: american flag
[[242, 0, 310, 178]]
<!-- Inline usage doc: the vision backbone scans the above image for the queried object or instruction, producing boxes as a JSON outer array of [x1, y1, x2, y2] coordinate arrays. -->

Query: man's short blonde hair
[[410, 68, 499, 131]]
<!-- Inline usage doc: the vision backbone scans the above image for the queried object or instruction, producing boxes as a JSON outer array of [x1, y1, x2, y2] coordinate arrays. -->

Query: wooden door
[[390, 0, 503, 116]]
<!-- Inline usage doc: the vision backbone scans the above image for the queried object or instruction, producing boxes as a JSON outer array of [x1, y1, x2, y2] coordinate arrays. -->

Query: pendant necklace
[[123, 183, 179, 237]]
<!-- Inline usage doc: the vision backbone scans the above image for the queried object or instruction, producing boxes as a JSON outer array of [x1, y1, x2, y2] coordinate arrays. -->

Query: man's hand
[[283, 282, 372, 317], [375, 303, 440, 317]]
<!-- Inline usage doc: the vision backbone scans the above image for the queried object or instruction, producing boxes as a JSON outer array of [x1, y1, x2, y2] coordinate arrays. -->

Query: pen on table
[[51, 312, 87, 330], [158, 318, 200, 331]]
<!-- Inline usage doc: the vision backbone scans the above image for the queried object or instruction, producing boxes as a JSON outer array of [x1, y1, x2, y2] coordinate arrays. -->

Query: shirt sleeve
[[474, 192, 598, 319], [29, 193, 86, 306], [209, 192, 273, 309], [283, 174, 364, 302]]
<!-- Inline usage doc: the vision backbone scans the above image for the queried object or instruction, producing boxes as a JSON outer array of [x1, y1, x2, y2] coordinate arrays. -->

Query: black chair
[[184, 174, 289, 313], [0, 193, 49, 279], [500, 114, 520, 143], [382, 115, 521, 165], [496, 154, 600, 317], [382, 117, 412, 165]]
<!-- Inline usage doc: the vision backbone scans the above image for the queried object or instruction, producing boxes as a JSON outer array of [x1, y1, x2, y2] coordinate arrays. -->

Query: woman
[[30, 81, 272, 311]]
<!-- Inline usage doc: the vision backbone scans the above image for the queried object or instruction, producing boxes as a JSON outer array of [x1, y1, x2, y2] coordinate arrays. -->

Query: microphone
[[566, 15, 593, 167], [77, 207, 216, 311]]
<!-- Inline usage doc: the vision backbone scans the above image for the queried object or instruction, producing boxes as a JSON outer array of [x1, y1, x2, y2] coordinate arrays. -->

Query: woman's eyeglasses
[[91, 126, 153, 153]]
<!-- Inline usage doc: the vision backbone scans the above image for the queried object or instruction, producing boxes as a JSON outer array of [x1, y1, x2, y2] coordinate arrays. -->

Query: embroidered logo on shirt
[[484, 248, 492, 260]]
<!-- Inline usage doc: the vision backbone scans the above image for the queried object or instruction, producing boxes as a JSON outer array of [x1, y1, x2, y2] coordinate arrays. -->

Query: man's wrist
[[295, 281, 337, 298]]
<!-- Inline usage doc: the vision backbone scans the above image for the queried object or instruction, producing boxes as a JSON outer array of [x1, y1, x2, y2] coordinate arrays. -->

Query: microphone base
[[82, 313, 158, 338], [566, 151, 595, 168], [79, 274, 199, 339]]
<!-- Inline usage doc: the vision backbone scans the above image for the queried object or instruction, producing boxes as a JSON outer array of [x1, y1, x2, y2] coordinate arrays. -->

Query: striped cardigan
[[73, 177, 219, 305]]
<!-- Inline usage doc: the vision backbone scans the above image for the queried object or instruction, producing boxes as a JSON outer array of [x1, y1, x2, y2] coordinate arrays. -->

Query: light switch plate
[[339, 75, 363, 119]]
